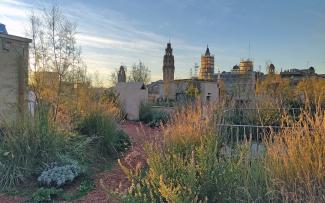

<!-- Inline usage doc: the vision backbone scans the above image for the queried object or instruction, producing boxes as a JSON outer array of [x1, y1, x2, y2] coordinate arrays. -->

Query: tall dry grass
[[120, 101, 269, 202], [265, 107, 325, 202], [162, 102, 215, 146]]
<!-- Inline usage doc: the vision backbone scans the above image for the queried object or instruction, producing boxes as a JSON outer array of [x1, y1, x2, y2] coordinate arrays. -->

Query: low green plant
[[76, 111, 131, 156], [139, 103, 153, 123], [61, 178, 95, 201], [139, 103, 169, 128], [31, 187, 63, 203], [148, 111, 170, 128], [37, 163, 82, 187]]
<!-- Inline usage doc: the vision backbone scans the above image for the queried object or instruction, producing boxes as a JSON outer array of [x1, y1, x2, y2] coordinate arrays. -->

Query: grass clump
[[0, 109, 66, 191], [120, 102, 269, 202], [31, 187, 63, 203], [76, 111, 131, 156], [265, 107, 325, 202]]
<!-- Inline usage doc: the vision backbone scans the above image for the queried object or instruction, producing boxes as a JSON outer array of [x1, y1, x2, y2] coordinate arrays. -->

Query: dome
[[232, 65, 239, 70]]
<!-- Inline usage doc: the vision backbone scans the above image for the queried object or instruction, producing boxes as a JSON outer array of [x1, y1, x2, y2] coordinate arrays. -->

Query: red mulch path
[[0, 195, 24, 203], [72, 121, 161, 203], [0, 121, 161, 203]]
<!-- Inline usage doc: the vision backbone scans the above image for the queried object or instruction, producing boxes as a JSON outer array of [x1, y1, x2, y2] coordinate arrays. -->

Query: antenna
[[248, 40, 251, 60], [194, 63, 199, 77]]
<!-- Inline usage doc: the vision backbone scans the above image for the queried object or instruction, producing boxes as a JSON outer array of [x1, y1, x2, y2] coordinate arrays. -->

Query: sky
[[1, 0, 325, 85]]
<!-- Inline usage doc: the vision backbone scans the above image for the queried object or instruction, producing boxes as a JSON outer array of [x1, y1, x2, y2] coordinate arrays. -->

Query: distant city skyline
[[1, 0, 324, 84]]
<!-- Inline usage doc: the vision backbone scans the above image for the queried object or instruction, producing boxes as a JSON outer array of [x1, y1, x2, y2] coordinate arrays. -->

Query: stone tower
[[162, 42, 175, 98], [268, 63, 275, 74], [199, 45, 214, 80], [163, 42, 175, 83], [118, 65, 126, 83]]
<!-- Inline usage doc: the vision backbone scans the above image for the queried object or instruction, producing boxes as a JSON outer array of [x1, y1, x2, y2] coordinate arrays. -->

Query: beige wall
[[115, 82, 148, 120], [0, 34, 31, 124], [199, 82, 219, 103]]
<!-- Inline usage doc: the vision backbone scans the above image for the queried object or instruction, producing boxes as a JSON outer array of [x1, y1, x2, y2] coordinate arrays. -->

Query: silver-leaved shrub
[[37, 163, 81, 187]]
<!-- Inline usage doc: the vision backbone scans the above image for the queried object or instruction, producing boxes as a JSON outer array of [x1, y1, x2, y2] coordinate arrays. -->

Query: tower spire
[[205, 44, 210, 56]]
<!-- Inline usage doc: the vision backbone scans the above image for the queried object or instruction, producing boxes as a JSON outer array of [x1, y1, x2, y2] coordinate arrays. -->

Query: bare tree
[[27, 5, 87, 121], [109, 69, 118, 87], [128, 61, 151, 84]]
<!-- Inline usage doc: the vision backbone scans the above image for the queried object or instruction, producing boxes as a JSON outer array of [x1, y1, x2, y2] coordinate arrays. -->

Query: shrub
[[139, 103, 153, 123], [148, 111, 170, 128], [31, 187, 63, 203], [139, 103, 170, 128], [0, 108, 66, 190], [37, 163, 82, 187], [76, 111, 131, 156]]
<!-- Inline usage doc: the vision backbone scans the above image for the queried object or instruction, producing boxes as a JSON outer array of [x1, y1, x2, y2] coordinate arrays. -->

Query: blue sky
[[1, 0, 325, 84]]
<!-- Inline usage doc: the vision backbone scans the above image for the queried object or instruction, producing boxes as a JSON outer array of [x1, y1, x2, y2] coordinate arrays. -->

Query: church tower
[[163, 42, 175, 83], [118, 65, 126, 83], [199, 45, 214, 80], [162, 41, 175, 98]]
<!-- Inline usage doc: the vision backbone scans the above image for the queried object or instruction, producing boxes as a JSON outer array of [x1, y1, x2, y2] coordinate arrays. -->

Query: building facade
[[0, 31, 31, 123]]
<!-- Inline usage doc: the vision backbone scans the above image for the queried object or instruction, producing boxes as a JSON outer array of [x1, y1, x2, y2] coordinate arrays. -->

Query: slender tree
[[27, 5, 87, 121]]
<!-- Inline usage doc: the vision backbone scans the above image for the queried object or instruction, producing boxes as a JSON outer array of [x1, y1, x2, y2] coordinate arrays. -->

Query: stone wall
[[0, 34, 31, 123]]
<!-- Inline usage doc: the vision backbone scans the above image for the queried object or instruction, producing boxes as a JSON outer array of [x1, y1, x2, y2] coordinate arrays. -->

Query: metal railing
[[215, 107, 324, 155]]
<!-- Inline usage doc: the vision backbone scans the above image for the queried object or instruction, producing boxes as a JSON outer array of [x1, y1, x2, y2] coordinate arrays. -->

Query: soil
[[0, 121, 161, 203]]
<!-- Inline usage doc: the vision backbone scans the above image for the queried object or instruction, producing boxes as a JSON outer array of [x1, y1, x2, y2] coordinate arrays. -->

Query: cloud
[[0, 0, 231, 84]]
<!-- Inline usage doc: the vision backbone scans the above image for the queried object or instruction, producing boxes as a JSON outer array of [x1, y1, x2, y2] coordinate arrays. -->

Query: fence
[[215, 108, 298, 154]]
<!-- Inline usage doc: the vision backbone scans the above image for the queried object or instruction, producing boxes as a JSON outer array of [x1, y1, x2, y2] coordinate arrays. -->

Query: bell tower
[[118, 65, 126, 83], [162, 41, 175, 98], [163, 41, 175, 83]]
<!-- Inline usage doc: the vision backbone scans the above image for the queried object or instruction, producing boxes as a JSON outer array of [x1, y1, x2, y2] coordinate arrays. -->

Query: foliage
[[297, 77, 325, 108], [37, 163, 82, 187], [128, 61, 151, 84], [139, 103, 154, 123], [27, 5, 88, 121], [139, 104, 170, 128], [265, 107, 325, 202], [148, 111, 170, 128], [185, 82, 200, 99], [256, 74, 297, 108], [0, 109, 66, 191], [76, 112, 131, 156], [61, 178, 95, 201], [120, 103, 269, 202], [31, 187, 63, 203]]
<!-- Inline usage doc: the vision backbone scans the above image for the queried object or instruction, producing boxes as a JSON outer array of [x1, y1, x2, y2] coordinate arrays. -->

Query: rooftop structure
[[280, 67, 316, 77], [0, 23, 8, 34]]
